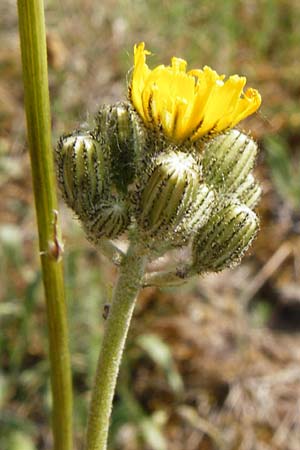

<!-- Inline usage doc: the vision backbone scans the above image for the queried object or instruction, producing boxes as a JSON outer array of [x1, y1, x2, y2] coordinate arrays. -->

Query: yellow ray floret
[[129, 43, 261, 142]]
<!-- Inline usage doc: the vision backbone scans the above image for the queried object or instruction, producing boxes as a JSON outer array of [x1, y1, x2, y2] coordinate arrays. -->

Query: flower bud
[[94, 102, 148, 193], [136, 150, 201, 240], [56, 132, 108, 215], [183, 184, 215, 234], [202, 130, 258, 194], [192, 202, 259, 273], [83, 197, 130, 241], [56, 132, 130, 239], [235, 174, 262, 209]]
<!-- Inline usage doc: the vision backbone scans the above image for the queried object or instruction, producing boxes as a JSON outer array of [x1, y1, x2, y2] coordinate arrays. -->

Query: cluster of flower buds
[[56, 101, 260, 274], [56, 44, 262, 276]]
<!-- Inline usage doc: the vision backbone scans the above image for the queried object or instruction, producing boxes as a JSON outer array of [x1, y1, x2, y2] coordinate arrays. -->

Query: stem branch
[[143, 264, 194, 287], [98, 239, 125, 266]]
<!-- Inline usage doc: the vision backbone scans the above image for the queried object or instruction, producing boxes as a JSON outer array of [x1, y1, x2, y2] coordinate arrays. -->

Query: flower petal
[[129, 43, 261, 142]]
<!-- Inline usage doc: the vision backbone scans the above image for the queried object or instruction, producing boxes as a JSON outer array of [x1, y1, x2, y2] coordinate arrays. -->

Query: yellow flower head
[[129, 43, 261, 142]]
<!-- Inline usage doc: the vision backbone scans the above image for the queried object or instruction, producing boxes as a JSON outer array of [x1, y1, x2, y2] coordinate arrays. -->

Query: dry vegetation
[[1, 0, 300, 449]]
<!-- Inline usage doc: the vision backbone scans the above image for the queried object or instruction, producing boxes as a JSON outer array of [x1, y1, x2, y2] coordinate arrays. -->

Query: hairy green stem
[[17, 1, 73, 449], [86, 240, 146, 450]]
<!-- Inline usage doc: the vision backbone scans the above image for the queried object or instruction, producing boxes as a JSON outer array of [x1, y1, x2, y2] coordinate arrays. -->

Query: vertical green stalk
[[86, 240, 146, 450], [17, 1, 73, 450]]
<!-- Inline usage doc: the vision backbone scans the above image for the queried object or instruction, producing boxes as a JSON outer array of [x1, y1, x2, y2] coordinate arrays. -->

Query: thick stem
[[86, 240, 146, 450], [17, 2, 73, 450]]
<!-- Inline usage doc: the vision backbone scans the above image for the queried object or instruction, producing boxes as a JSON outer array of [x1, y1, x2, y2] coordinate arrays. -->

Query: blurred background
[[1, 0, 300, 449]]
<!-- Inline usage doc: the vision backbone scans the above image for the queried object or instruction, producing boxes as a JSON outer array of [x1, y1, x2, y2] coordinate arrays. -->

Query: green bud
[[136, 150, 201, 241], [202, 129, 258, 194], [192, 202, 259, 273], [235, 174, 262, 209], [56, 132, 130, 239], [83, 197, 130, 241], [184, 184, 215, 233], [94, 101, 148, 193], [56, 132, 107, 215]]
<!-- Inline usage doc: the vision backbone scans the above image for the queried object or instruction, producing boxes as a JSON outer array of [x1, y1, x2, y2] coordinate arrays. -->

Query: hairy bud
[[94, 102, 148, 193], [202, 130, 258, 194], [235, 174, 262, 209], [56, 132, 130, 239], [56, 133, 108, 214], [136, 150, 201, 241], [83, 197, 130, 241], [183, 184, 215, 234], [192, 202, 259, 273]]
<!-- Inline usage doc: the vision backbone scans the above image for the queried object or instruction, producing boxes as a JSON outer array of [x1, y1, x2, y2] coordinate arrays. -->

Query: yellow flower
[[129, 43, 261, 142]]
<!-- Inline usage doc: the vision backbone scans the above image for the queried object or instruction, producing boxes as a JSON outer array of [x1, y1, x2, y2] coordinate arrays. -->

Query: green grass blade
[[17, 1, 73, 449]]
